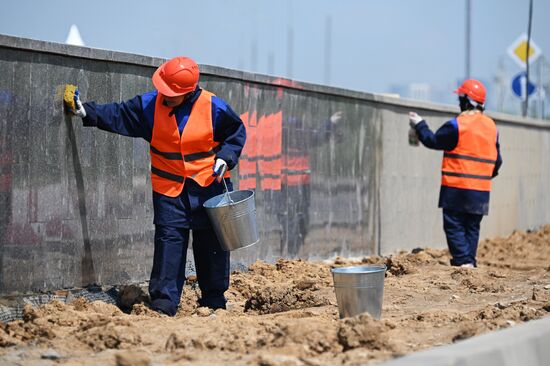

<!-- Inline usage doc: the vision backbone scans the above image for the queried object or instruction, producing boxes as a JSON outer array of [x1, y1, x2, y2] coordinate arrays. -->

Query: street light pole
[[524, 0, 533, 117], [324, 15, 332, 85], [465, 0, 471, 80]]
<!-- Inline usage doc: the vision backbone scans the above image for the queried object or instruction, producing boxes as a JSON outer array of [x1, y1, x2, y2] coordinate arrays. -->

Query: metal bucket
[[331, 264, 386, 319], [203, 189, 259, 251]]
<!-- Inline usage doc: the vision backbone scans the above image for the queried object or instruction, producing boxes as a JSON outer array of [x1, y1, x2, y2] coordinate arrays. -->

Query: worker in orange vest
[[67, 57, 246, 315], [409, 79, 502, 268]]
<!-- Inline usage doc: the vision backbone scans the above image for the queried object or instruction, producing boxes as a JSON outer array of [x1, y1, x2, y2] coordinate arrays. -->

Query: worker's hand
[[330, 111, 344, 124], [409, 112, 423, 128], [212, 158, 228, 183], [72, 90, 87, 118]]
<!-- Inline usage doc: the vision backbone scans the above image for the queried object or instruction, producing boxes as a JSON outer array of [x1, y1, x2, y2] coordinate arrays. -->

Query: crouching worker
[[66, 56, 246, 315], [408, 79, 502, 268]]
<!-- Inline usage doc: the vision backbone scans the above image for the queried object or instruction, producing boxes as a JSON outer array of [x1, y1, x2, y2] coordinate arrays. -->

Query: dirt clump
[[115, 350, 151, 366], [244, 284, 331, 314], [451, 323, 481, 342], [337, 313, 394, 351], [75, 317, 140, 351], [239, 259, 334, 314], [118, 285, 150, 311]]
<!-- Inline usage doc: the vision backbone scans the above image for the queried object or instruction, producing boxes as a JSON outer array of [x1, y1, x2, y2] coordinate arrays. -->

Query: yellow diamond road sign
[[507, 33, 542, 68]]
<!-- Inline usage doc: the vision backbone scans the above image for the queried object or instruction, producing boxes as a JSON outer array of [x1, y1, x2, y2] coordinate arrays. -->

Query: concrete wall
[[1, 34, 549, 294]]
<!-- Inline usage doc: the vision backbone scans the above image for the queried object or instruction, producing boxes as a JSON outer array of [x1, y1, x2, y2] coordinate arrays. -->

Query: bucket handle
[[221, 178, 235, 205]]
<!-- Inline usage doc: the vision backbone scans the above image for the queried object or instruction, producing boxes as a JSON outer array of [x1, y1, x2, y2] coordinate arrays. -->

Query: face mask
[[459, 96, 473, 112]]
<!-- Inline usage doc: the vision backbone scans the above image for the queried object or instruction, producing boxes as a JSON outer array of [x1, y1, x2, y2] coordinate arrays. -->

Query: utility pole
[[494, 57, 507, 112], [286, 1, 294, 79], [465, 0, 471, 79], [267, 52, 275, 76], [324, 15, 332, 85], [523, 0, 534, 117], [287, 25, 294, 78], [538, 56, 545, 119], [251, 39, 258, 72]]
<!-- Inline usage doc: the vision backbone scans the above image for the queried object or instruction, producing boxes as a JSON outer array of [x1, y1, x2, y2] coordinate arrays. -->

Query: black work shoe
[[198, 298, 226, 311], [150, 299, 177, 316]]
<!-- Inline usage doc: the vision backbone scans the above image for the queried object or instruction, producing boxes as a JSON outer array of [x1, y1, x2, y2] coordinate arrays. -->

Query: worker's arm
[[211, 97, 246, 170], [492, 134, 502, 178], [81, 91, 155, 142], [414, 118, 458, 151], [309, 111, 344, 146]]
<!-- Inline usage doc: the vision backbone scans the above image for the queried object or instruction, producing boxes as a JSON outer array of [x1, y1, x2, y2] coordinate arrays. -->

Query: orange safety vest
[[149, 90, 229, 197], [238, 111, 282, 191], [282, 148, 311, 186], [441, 112, 497, 192]]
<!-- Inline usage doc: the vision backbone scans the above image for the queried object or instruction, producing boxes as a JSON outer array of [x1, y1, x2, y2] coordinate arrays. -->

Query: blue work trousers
[[443, 209, 483, 267], [149, 225, 230, 316]]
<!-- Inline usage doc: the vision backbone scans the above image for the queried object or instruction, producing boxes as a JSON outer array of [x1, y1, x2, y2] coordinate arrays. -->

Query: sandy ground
[[1, 226, 549, 366]]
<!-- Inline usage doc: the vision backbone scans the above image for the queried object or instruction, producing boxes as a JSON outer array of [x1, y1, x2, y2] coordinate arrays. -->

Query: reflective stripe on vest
[[150, 145, 221, 162], [441, 112, 497, 191], [149, 90, 230, 197], [282, 148, 310, 186]]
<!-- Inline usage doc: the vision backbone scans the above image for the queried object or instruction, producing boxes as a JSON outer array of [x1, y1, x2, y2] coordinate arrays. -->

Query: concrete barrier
[[1, 33, 549, 294], [380, 317, 550, 366]]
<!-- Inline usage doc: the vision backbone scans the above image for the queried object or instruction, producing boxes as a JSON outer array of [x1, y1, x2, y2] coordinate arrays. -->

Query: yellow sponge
[[63, 84, 77, 111]]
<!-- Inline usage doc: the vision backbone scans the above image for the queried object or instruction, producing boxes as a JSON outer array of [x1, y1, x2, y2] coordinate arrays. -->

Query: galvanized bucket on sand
[[203, 189, 259, 251], [331, 264, 387, 319]]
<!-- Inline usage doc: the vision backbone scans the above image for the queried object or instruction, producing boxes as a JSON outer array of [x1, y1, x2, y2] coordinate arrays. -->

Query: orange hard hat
[[152, 57, 199, 97], [454, 79, 486, 104]]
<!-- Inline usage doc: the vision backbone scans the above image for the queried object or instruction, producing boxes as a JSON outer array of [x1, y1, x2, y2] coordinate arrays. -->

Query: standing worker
[[66, 56, 246, 315], [409, 79, 502, 268]]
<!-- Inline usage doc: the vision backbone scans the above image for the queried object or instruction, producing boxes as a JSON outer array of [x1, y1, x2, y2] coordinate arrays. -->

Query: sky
[[1, 0, 549, 114]]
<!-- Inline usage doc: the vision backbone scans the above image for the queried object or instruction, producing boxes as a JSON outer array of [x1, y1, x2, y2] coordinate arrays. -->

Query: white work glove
[[212, 158, 228, 183], [72, 90, 87, 118], [408, 111, 423, 128], [330, 111, 343, 124]]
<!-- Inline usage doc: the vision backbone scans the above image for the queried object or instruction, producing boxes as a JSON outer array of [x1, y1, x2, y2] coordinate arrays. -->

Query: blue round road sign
[[511, 72, 536, 98]]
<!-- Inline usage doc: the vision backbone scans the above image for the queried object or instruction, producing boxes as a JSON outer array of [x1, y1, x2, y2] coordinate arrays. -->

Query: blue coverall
[[415, 117, 502, 266], [82, 87, 246, 315]]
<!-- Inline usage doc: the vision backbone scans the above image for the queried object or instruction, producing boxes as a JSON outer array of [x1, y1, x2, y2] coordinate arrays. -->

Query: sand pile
[[0, 226, 549, 365]]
